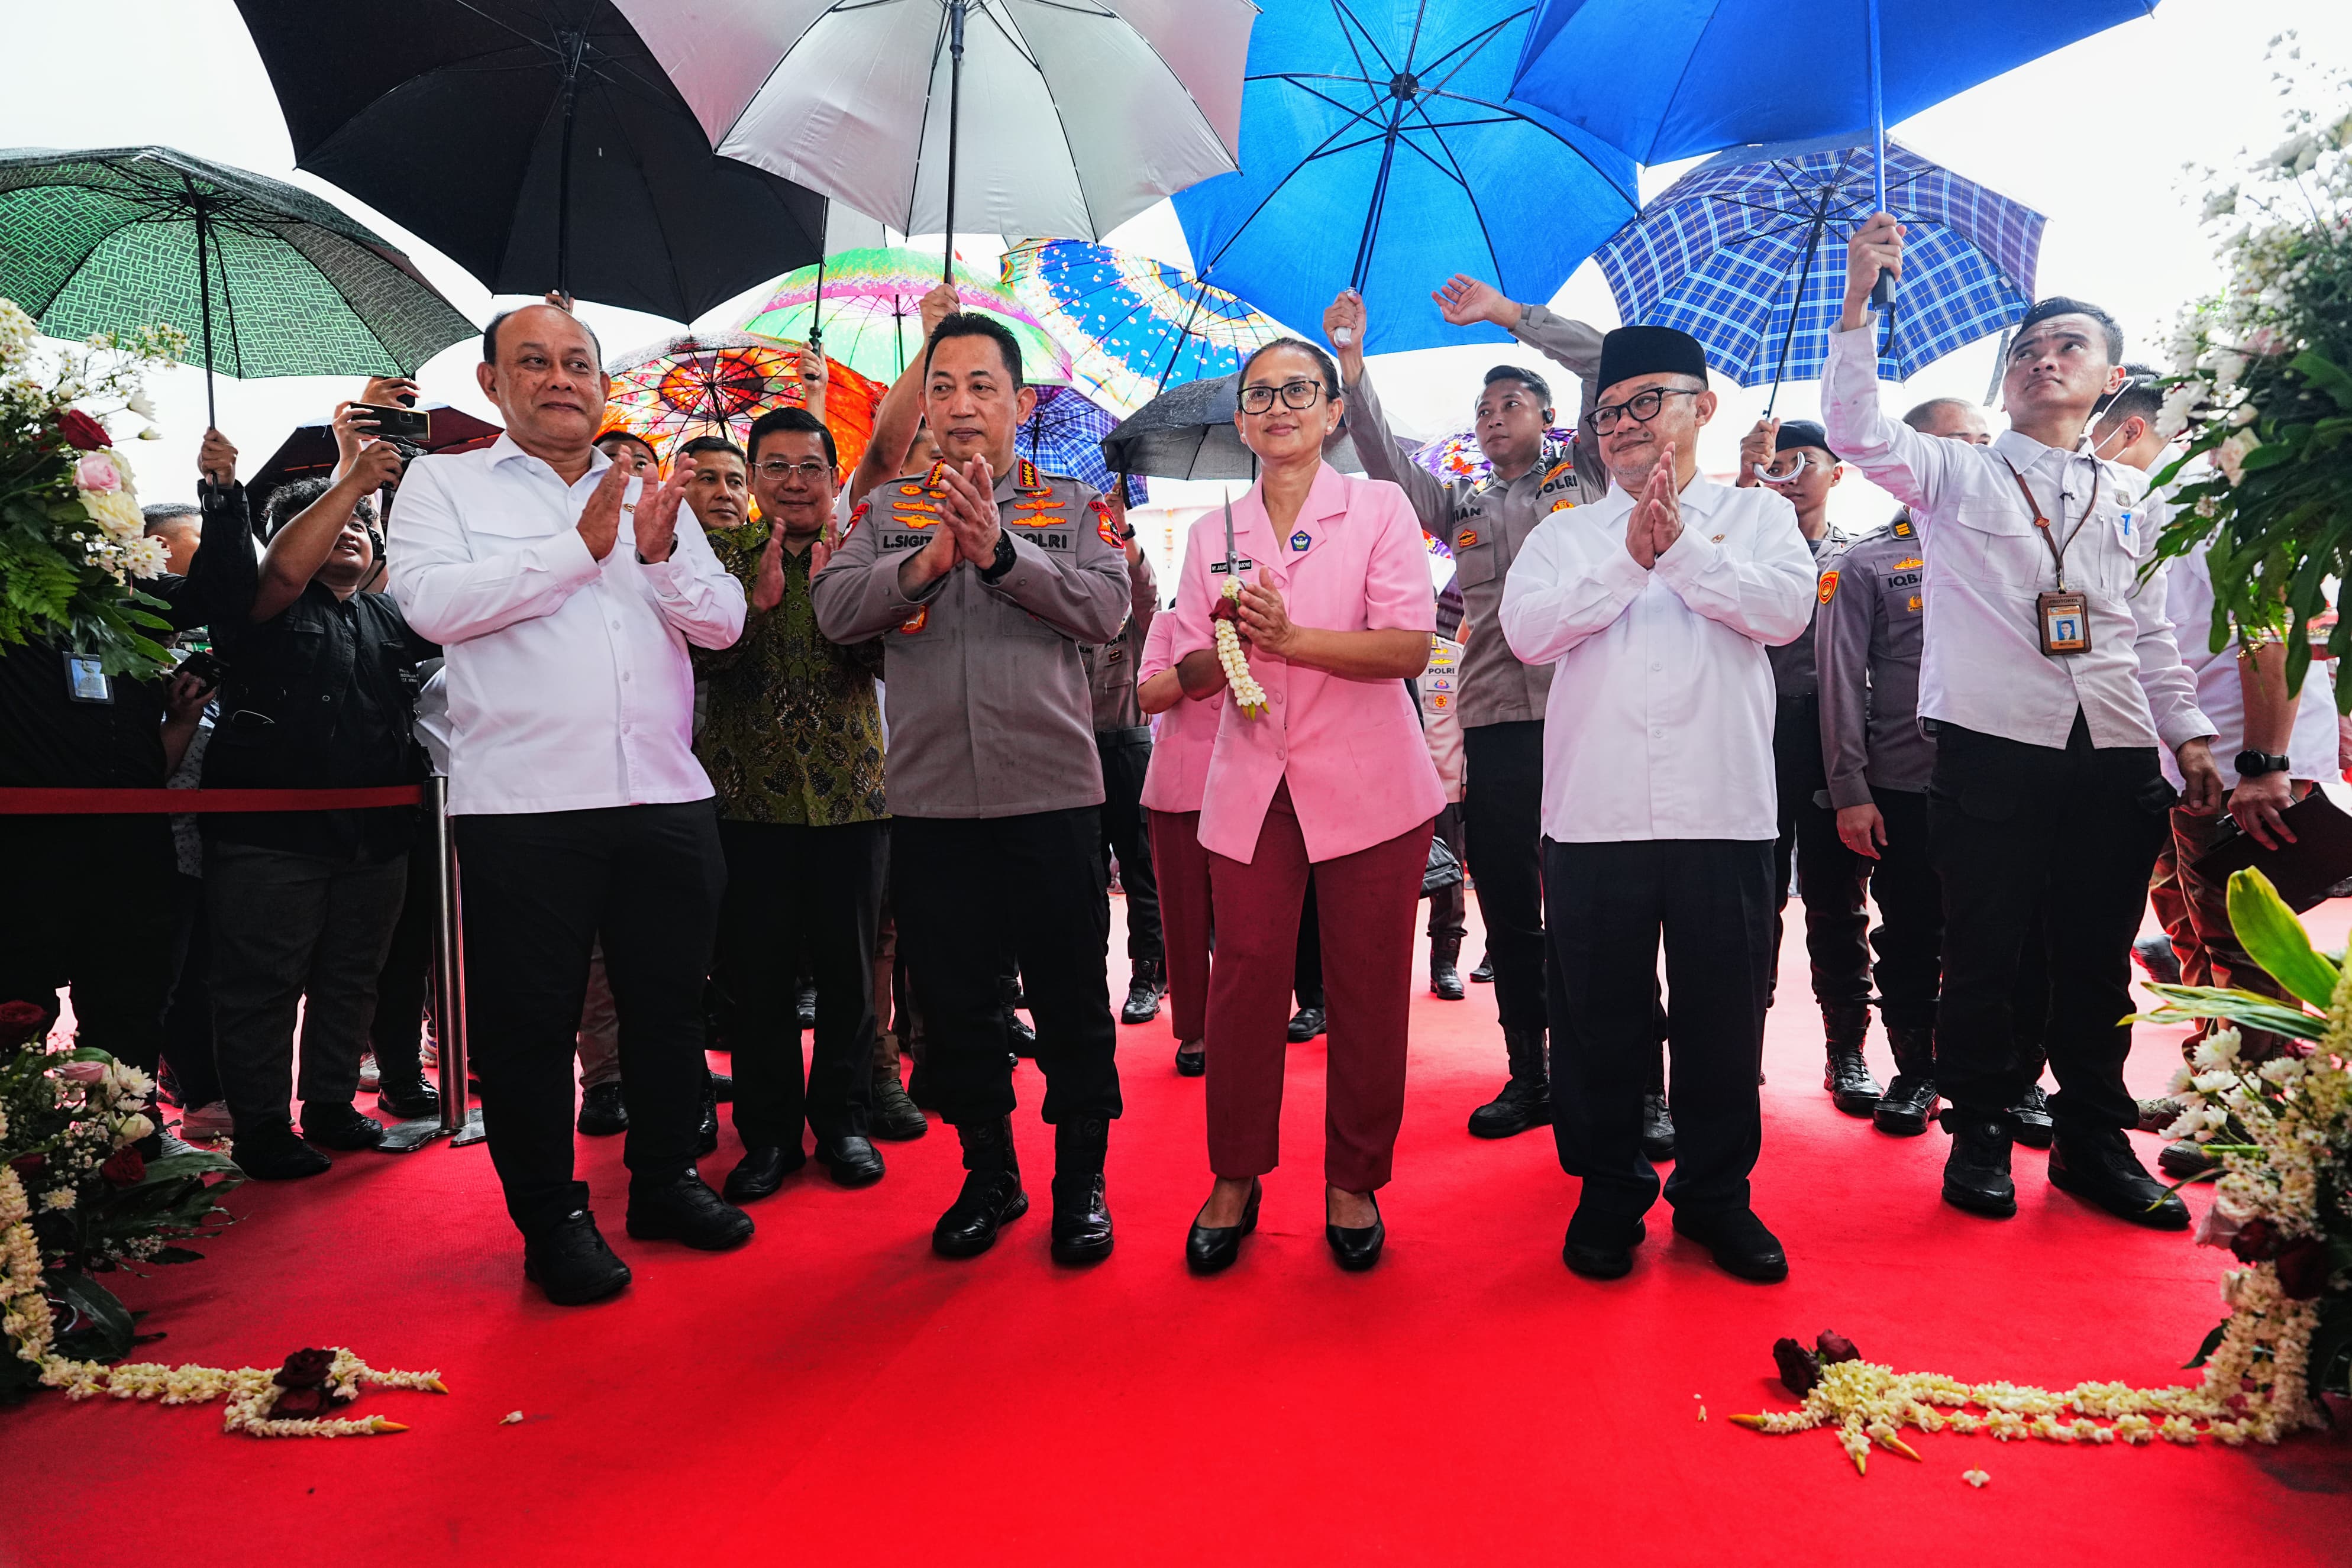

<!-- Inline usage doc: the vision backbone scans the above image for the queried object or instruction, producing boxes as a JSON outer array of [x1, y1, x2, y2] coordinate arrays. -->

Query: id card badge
[[2037, 591, 2091, 656], [62, 650, 112, 704]]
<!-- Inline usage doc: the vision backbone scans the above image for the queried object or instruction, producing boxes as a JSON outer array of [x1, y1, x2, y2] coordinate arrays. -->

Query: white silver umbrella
[[612, 0, 1253, 275]]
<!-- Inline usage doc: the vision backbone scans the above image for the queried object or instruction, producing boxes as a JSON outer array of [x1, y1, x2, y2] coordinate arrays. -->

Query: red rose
[[2231, 1218, 2283, 1263], [56, 409, 112, 450], [99, 1147, 146, 1187], [0, 999, 48, 1049], [1816, 1330, 1862, 1365], [272, 1385, 333, 1418], [1773, 1336, 1821, 1395], [274, 1347, 337, 1389], [2275, 1239, 2332, 1300]]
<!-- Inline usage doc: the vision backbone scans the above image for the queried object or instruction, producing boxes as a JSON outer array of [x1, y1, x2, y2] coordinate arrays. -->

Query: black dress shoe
[[2008, 1084, 2055, 1150], [1006, 1008, 1038, 1057], [375, 1076, 441, 1121], [870, 1063, 929, 1140], [523, 1210, 631, 1305], [1285, 1006, 1326, 1042], [1186, 1179, 1260, 1274], [1639, 1093, 1676, 1162], [1562, 1210, 1646, 1279], [1874, 1075, 1939, 1136], [722, 1142, 806, 1203], [816, 1132, 886, 1187], [697, 1082, 720, 1156], [2049, 1127, 2190, 1229], [1049, 1116, 1114, 1264], [1469, 955, 1494, 983], [2133, 933, 2182, 985], [1823, 1048, 1882, 1117], [933, 1117, 1028, 1259], [1430, 961, 1465, 1001], [1940, 1110, 2018, 1218], [1325, 1192, 1385, 1272], [231, 1121, 331, 1181], [1174, 1041, 1206, 1077], [1671, 1206, 1789, 1282], [707, 1071, 734, 1103], [301, 1101, 387, 1150], [626, 1169, 755, 1250], [2159, 1137, 2218, 1179], [577, 1081, 628, 1137], [1121, 959, 1165, 1026]]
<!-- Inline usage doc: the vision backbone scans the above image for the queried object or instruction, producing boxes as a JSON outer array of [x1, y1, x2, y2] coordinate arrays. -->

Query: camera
[[352, 403, 431, 442]]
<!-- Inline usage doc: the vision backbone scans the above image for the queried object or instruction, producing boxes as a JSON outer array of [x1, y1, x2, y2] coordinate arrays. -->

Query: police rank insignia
[[1290, 529, 1311, 552], [1817, 571, 1840, 603], [1893, 557, 1923, 571], [1456, 529, 1479, 549], [1892, 519, 1914, 538]]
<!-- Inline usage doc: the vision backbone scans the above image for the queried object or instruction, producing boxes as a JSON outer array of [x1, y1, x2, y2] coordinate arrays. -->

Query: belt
[[1096, 726, 1152, 746]]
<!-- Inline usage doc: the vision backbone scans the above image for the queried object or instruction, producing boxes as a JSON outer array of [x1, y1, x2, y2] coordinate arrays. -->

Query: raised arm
[[1821, 215, 1971, 517], [1505, 299, 1608, 496], [845, 283, 959, 509], [256, 411, 405, 622], [1327, 290, 1452, 534]]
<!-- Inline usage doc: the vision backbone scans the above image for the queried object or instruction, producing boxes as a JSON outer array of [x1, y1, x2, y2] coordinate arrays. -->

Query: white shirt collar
[[486, 430, 610, 480]]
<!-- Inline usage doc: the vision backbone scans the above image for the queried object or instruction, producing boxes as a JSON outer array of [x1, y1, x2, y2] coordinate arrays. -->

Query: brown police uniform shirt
[[1081, 546, 1158, 733]]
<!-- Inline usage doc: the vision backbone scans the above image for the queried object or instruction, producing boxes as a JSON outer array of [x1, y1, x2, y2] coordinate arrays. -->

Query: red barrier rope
[[0, 785, 423, 814]]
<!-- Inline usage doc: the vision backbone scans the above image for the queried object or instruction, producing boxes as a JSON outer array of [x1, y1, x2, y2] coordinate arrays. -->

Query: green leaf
[[2226, 868, 2341, 1007], [2288, 348, 2352, 412], [2131, 982, 2327, 1040]]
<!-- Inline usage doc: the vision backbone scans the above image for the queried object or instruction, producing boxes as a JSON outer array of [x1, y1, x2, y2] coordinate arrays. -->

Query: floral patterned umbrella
[[734, 246, 1070, 388], [1412, 423, 1576, 489], [600, 330, 883, 475]]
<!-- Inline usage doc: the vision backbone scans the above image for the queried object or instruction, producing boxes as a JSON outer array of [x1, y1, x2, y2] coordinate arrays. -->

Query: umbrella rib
[[1191, 105, 1407, 276], [1400, 99, 1507, 283], [1401, 10, 1527, 99], [1419, 88, 1631, 195], [580, 67, 694, 318], [1327, 0, 1400, 83]]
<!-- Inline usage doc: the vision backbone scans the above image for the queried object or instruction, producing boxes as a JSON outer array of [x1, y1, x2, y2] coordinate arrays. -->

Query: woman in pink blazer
[[1166, 338, 1443, 1273], [1136, 613, 1220, 1077]]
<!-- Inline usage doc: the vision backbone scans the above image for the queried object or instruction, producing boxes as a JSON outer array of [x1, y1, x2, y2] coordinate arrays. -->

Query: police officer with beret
[[812, 312, 1132, 1265]]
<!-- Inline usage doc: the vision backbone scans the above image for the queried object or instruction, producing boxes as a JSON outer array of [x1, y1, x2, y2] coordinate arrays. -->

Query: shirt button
[[622, 672, 632, 683], [1650, 662, 1662, 672], [1652, 729, 1664, 739]]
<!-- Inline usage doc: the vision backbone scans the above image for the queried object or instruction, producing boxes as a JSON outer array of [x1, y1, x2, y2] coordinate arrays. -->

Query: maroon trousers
[[1205, 784, 1432, 1191], [1151, 809, 1213, 1044]]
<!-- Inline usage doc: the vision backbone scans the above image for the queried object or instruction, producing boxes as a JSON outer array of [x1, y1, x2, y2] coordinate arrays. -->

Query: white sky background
[[8, 0, 2349, 544]]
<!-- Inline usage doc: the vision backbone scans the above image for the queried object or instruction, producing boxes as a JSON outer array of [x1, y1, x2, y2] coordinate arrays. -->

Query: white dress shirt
[[388, 435, 746, 816], [1499, 472, 1816, 843], [2157, 542, 2338, 790], [1823, 322, 2211, 753]]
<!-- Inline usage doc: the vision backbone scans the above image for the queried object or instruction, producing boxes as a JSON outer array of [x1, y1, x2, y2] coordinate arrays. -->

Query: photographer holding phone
[[199, 405, 440, 1180]]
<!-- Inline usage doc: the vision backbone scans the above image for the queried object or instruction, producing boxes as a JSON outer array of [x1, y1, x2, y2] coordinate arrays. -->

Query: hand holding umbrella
[[199, 428, 238, 489], [1323, 290, 1366, 374], [1842, 212, 1907, 331], [1738, 416, 1782, 484]]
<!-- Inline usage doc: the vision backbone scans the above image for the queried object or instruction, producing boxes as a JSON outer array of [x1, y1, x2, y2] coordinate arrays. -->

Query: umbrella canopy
[[1101, 371, 1388, 484], [602, 330, 885, 476], [231, 0, 827, 321], [736, 247, 1070, 388], [1170, 1, 1637, 356], [1595, 135, 2043, 400], [1000, 239, 1293, 419], [0, 146, 475, 423], [1511, 0, 2160, 166], [610, 0, 1255, 257], [1016, 384, 1143, 502]]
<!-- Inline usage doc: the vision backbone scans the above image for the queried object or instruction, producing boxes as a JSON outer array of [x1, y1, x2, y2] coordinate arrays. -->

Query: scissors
[[1223, 489, 1239, 579]]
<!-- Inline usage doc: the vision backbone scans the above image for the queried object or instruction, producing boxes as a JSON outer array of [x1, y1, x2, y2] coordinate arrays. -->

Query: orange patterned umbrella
[[601, 329, 883, 476]]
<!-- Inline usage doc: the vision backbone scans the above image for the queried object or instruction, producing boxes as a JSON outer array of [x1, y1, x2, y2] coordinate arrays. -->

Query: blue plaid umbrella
[[1020, 385, 1145, 504], [1594, 135, 2043, 409]]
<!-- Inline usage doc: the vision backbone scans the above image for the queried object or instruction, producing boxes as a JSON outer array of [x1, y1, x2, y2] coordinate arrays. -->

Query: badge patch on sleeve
[[844, 500, 869, 536], [1290, 529, 1311, 552], [1817, 570, 1840, 604], [898, 607, 928, 634], [1091, 497, 1120, 545]]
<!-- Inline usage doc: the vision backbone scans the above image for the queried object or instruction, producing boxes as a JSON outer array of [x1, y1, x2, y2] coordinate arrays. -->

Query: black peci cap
[[1596, 325, 1709, 397]]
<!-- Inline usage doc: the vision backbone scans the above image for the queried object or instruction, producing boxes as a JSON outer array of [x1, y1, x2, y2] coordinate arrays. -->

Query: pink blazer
[[1167, 463, 1443, 864], [1138, 611, 1222, 815]]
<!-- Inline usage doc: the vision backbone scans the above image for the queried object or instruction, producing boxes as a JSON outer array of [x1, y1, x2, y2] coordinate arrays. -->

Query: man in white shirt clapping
[[1500, 325, 1816, 1285], [390, 303, 752, 1305]]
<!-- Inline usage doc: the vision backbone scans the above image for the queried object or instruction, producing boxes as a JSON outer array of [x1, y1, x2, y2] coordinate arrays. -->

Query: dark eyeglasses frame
[[1588, 386, 1701, 435], [1238, 379, 1329, 415]]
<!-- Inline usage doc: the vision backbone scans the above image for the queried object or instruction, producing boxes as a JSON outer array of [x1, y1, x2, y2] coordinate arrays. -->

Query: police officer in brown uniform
[[1079, 494, 1165, 1025], [1328, 277, 1607, 1139], [812, 313, 1131, 1265]]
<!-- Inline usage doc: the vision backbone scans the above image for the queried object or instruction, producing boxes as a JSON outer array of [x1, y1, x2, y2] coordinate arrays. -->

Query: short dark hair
[[2017, 296, 2123, 365], [745, 406, 838, 471], [925, 311, 1023, 387], [1239, 337, 1342, 402], [596, 428, 659, 463], [676, 434, 745, 465], [483, 305, 602, 367], [1901, 396, 1979, 433], [261, 474, 375, 539], [1482, 364, 1552, 409], [141, 501, 199, 532], [2093, 362, 2164, 427]]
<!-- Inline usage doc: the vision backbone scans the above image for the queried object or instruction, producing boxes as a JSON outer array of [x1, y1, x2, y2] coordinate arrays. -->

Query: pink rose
[[75, 452, 121, 493], [57, 1061, 108, 1084]]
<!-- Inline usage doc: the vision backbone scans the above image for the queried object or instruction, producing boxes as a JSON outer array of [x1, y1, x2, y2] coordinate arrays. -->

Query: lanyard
[[1998, 455, 2099, 593]]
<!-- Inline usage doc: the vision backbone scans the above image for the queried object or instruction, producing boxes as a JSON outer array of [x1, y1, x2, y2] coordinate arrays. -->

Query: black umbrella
[[231, 0, 827, 322], [1100, 371, 1385, 483]]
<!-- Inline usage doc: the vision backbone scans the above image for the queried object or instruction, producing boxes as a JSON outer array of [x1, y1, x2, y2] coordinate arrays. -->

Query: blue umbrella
[[1596, 135, 2043, 410], [1513, 0, 2154, 304], [1020, 385, 1146, 504], [1171, 1, 1637, 355]]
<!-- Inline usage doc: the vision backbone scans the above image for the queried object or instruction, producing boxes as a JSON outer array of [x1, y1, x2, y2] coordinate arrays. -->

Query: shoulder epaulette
[[1015, 458, 1051, 494]]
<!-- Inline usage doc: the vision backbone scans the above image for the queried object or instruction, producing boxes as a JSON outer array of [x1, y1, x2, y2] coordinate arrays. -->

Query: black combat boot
[[1468, 1026, 1551, 1139], [933, 1116, 1029, 1258], [1822, 1006, 1881, 1117], [1939, 1107, 2017, 1218], [1429, 935, 1465, 1001], [1120, 958, 1166, 1025], [1873, 1024, 1939, 1136], [1049, 1115, 1114, 1264]]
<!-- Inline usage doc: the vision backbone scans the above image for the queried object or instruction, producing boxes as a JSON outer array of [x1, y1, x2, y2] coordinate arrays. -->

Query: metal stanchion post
[[428, 774, 484, 1147]]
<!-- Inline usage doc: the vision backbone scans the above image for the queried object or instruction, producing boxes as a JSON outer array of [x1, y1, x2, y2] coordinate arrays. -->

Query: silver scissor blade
[[1223, 489, 1238, 577]]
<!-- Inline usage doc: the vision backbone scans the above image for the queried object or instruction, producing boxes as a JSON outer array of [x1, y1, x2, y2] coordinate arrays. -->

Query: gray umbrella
[[1099, 371, 1384, 482]]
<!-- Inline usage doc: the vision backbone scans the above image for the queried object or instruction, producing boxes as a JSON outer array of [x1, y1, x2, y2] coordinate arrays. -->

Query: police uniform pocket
[[1454, 542, 1500, 587]]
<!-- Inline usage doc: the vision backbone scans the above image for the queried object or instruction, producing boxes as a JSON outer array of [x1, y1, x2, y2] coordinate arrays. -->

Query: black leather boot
[[1468, 1026, 1551, 1138], [2009, 1084, 2056, 1149], [1873, 1024, 1939, 1136], [2050, 1126, 2189, 1229], [1639, 1093, 1676, 1162], [1939, 1107, 2017, 1218], [1429, 936, 1465, 1001], [1049, 1116, 1114, 1264], [933, 1116, 1028, 1258], [1120, 959, 1165, 1025], [1821, 1007, 1881, 1117]]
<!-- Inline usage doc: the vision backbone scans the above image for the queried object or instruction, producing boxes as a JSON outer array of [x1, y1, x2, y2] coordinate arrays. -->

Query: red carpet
[[7, 901, 2349, 1566]]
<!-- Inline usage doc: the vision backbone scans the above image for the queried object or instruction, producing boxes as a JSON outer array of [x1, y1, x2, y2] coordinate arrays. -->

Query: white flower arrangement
[[1215, 579, 1268, 716]]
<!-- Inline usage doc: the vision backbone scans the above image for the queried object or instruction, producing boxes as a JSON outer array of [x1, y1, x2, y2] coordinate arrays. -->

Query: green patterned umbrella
[[0, 146, 476, 424]]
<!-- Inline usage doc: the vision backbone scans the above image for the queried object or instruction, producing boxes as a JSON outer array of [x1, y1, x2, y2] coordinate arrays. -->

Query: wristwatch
[[2234, 749, 2291, 777], [978, 532, 1017, 583]]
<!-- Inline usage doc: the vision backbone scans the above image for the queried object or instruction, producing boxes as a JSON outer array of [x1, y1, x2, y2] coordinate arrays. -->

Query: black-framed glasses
[[757, 459, 831, 482], [1239, 379, 1327, 415], [1588, 386, 1701, 435]]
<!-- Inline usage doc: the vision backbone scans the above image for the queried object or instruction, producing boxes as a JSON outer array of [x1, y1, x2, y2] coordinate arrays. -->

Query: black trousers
[[367, 839, 435, 1084], [892, 809, 1119, 1127], [1295, 874, 1323, 1009], [717, 817, 885, 1146], [0, 816, 172, 1077], [1462, 721, 1546, 1034], [1427, 802, 1466, 950], [1771, 695, 1872, 1033], [454, 801, 726, 1236], [1546, 838, 1775, 1219], [1866, 788, 1944, 1034], [1096, 729, 1162, 969], [1928, 716, 2167, 1131], [163, 871, 224, 1109]]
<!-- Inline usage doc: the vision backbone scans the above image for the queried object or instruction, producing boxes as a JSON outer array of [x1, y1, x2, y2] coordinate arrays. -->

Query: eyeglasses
[[1588, 387, 1701, 435], [757, 460, 831, 482], [1238, 379, 1327, 415]]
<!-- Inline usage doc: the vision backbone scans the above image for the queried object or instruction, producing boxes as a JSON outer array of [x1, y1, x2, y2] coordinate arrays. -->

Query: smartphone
[[352, 403, 431, 442], [179, 648, 227, 688]]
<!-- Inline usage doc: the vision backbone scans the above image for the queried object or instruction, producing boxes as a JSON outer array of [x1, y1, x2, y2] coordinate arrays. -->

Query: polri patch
[[1817, 570, 1840, 604]]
